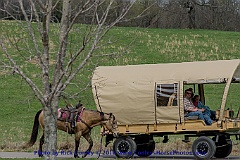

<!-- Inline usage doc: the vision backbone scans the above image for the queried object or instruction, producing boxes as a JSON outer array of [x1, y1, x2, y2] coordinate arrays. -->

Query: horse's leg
[[38, 133, 44, 157], [74, 131, 82, 158], [82, 132, 93, 158]]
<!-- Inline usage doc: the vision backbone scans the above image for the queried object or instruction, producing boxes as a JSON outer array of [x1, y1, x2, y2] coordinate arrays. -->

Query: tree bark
[[43, 100, 58, 160]]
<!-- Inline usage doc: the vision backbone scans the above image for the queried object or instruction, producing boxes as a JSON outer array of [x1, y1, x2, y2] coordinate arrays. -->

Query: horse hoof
[[74, 154, 79, 158], [38, 154, 43, 157]]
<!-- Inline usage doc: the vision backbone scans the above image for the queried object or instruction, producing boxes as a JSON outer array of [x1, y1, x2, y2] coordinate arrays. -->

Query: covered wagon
[[92, 59, 240, 159]]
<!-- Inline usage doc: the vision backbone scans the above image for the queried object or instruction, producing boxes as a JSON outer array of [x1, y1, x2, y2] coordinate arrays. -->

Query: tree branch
[[18, 0, 45, 70], [0, 39, 45, 105]]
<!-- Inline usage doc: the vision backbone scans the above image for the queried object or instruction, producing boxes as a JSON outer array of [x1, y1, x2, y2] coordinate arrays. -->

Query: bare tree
[[122, 0, 239, 31], [0, 0, 135, 159]]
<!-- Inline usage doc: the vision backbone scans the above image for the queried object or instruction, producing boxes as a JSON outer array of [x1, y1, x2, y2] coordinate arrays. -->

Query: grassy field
[[0, 21, 240, 155]]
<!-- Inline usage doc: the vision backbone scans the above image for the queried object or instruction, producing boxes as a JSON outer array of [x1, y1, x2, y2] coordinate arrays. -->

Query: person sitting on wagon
[[184, 89, 213, 125], [193, 95, 216, 120]]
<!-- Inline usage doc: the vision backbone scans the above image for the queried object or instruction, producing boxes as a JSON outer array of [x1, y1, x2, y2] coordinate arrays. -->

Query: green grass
[[1, 158, 102, 160], [0, 20, 240, 154], [0, 159, 43, 160]]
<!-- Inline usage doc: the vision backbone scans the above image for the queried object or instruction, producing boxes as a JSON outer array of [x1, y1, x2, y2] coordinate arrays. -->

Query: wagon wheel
[[192, 136, 216, 160], [212, 135, 232, 158], [113, 136, 136, 158], [134, 135, 155, 157]]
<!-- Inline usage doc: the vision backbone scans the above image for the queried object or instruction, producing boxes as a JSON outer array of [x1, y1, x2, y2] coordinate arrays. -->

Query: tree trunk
[[185, 1, 196, 29], [43, 96, 59, 160]]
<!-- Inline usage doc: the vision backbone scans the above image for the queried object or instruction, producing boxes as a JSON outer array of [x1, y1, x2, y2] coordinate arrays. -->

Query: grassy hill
[[0, 21, 240, 154]]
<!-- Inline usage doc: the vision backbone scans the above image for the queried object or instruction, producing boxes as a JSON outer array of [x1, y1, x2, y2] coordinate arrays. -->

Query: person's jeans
[[185, 111, 204, 120], [202, 108, 214, 124], [185, 111, 212, 125], [198, 106, 216, 121], [203, 108, 211, 117]]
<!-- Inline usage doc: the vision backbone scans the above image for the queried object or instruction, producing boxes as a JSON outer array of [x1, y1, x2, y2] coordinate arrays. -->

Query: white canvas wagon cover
[[92, 59, 240, 125]]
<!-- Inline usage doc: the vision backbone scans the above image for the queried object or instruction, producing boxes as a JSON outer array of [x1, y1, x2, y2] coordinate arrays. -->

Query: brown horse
[[25, 105, 119, 158]]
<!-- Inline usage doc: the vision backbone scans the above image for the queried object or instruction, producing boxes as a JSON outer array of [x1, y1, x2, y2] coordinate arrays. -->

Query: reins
[[97, 127, 105, 159], [97, 112, 106, 159], [94, 86, 105, 158], [97, 112, 113, 159]]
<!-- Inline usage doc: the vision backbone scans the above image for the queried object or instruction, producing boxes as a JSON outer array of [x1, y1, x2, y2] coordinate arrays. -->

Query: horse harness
[[77, 112, 113, 133], [58, 106, 90, 134], [58, 106, 114, 134]]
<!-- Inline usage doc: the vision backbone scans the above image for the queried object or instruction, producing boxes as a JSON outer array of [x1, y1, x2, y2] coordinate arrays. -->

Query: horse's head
[[102, 113, 119, 137]]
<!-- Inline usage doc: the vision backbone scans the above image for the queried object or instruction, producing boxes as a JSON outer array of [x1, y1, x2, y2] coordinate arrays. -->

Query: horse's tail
[[23, 109, 42, 148]]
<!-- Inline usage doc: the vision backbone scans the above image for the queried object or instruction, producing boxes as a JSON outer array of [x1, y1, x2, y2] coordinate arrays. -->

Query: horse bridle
[[108, 113, 114, 120], [107, 113, 118, 130], [100, 112, 117, 130]]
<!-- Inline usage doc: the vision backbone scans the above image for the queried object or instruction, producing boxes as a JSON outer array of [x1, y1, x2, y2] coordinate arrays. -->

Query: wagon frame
[[92, 59, 240, 159]]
